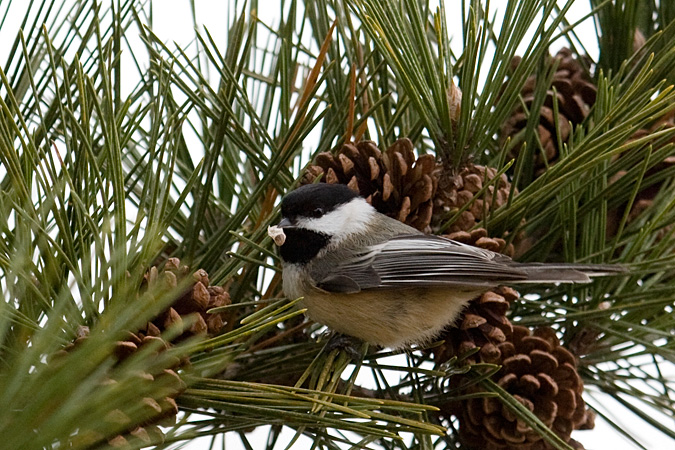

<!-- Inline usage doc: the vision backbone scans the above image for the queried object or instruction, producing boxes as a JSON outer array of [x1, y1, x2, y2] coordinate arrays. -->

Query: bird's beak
[[278, 217, 295, 229]]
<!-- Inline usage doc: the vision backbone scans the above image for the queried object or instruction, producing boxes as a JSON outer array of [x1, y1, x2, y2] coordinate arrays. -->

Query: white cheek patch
[[296, 198, 374, 240]]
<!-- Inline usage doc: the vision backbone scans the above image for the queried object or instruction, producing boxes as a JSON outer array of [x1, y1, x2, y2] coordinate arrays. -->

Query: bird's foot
[[324, 333, 365, 360]]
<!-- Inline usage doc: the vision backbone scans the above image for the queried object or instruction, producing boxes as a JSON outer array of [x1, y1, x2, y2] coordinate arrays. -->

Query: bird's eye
[[312, 207, 324, 217]]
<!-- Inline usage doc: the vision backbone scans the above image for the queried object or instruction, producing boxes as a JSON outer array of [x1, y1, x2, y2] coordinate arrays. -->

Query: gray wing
[[316, 234, 529, 293]]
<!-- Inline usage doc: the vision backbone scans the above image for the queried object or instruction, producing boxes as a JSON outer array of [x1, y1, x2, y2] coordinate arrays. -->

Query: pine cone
[[445, 228, 515, 257], [56, 326, 185, 448], [434, 286, 518, 365], [56, 259, 231, 446], [303, 138, 438, 231], [567, 301, 611, 357], [432, 230, 517, 365], [142, 257, 232, 339], [501, 48, 596, 176], [432, 164, 513, 233], [607, 114, 675, 238], [456, 326, 595, 450]]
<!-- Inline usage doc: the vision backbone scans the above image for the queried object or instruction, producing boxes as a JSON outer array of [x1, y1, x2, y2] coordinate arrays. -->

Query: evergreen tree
[[1, 1, 674, 448]]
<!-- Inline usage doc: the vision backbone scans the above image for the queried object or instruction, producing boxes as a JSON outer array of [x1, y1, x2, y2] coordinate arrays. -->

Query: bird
[[268, 183, 624, 349]]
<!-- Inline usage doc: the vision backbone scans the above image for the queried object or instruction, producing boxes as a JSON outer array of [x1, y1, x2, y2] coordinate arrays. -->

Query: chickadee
[[269, 183, 623, 349]]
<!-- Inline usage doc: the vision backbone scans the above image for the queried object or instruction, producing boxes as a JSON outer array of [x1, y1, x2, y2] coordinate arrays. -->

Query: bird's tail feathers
[[516, 263, 626, 284]]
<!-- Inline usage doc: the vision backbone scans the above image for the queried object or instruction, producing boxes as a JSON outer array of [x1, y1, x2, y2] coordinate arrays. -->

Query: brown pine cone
[[433, 229, 517, 365], [445, 228, 515, 257], [56, 259, 231, 447], [56, 326, 186, 447], [303, 138, 438, 232], [434, 285, 518, 365], [432, 164, 513, 233], [456, 326, 595, 450], [567, 301, 611, 357], [501, 48, 596, 177], [142, 258, 232, 339], [607, 114, 675, 238]]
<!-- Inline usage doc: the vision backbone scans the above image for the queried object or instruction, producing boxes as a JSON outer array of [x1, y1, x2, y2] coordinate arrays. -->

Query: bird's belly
[[300, 288, 482, 349]]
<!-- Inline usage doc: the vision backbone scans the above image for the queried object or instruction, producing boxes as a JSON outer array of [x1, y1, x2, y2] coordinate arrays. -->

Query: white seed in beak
[[267, 225, 286, 246]]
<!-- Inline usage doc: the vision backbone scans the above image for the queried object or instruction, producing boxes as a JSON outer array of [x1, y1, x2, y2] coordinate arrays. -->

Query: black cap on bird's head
[[280, 183, 361, 227]]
